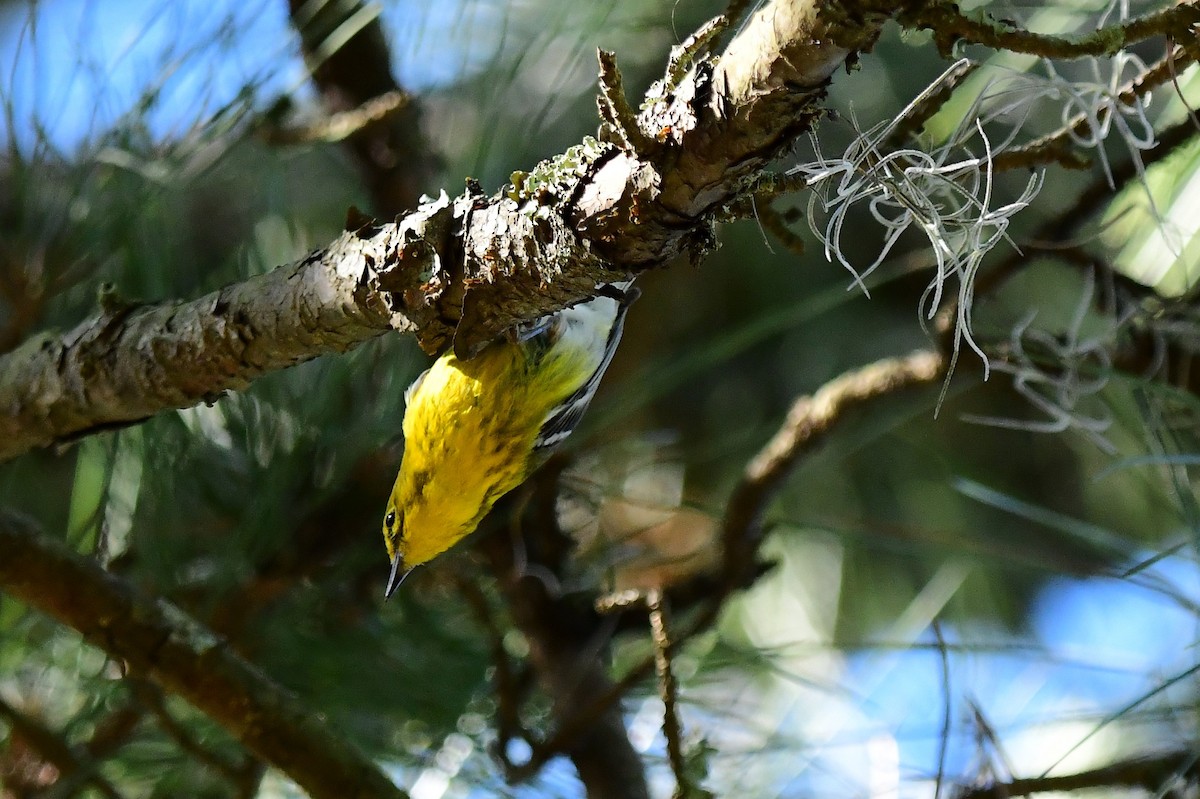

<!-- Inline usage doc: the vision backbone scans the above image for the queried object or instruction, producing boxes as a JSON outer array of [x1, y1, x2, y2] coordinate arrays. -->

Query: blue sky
[[0, 0, 487, 153], [3, 2, 1198, 795]]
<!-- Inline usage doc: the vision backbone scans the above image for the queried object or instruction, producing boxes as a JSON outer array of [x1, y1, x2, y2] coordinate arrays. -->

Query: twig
[[481, 498, 650, 799], [955, 749, 1200, 799], [260, 90, 410, 145], [722, 0, 756, 33], [753, 202, 806, 258], [597, 50, 655, 154], [0, 251, 49, 354], [1166, 36, 1200, 134], [286, 0, 438, 216], [935, 113, 1200, 364], [994, 40, 1200, 172], [932, 621, 952, 799], [967, 699, 1016, 784], [647, 589, 691, 799], [885, 59, 980, 147], [518, 351, 948, 776], [453, 572, 538, 776], [131, 680, 259, 788], [82, 703, 144, 759], [907, 2, 1200, 60], [723, 350, 947, 586], [665, 15, 729, 90]]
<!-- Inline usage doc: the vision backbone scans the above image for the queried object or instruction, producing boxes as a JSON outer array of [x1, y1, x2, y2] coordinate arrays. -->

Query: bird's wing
[[533, 288, 636, 453]]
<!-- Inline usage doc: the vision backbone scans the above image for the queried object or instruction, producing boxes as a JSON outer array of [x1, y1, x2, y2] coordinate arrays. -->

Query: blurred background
[[2, 0, 1200, 797]]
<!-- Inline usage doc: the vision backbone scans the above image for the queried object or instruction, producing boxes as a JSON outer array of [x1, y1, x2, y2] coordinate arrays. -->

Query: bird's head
[[381, 476, 491, 598], [381, 500, 413, 599]]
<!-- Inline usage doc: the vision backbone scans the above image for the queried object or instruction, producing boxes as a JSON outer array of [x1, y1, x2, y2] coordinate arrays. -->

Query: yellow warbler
[[382, 287, 635, 595]]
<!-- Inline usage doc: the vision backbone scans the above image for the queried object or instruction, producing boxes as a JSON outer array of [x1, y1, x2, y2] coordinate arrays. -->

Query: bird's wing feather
[[404, 366, 431, 407], [533, 289, 635, 453]]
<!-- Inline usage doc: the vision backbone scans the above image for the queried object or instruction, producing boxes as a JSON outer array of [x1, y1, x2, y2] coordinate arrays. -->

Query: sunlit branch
[[260, 90, 410, 146], [994, 40, 1200, 171], [907, 2, 1200, 60], [723, 349, 947, 584]]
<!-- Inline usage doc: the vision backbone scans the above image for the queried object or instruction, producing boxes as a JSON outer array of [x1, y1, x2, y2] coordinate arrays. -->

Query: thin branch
[[665, 14, 729, 90], [597, 50, 655, 154], [131, 680, 259, 789], [453, 573, 537, 776], [907, 2, 1200, 60], [647, 589, 692, 799], [953, 113, 1200, 321], [932, 621, 952, 799], [260, 90, 410, 146], [721, 0, 757, 33], [753, 202, 806, 257], [81, 704, 144, 760], [512, 350, 947, 777], [722, 349, 947, 586], [0, 510, 407, 799], [0, 250, 49, 354], [481, 486, 650, 799], [955, 749, 1200, 799], [884, 59, 979, 148], [994, 39, 1200, 171]]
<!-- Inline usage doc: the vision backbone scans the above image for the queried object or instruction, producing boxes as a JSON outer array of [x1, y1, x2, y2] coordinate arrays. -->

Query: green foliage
[[3, 1, 1200, 798]]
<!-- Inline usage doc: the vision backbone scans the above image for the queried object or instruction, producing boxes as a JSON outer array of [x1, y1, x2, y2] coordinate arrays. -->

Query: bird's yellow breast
[[389, 335, 594, 567]]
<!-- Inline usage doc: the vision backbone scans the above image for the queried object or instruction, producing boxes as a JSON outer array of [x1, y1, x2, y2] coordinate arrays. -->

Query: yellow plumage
[[382, 290, 632, 594]]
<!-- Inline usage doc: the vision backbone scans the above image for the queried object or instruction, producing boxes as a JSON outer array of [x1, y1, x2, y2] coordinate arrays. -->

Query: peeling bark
[[1, 0, 901, 462]]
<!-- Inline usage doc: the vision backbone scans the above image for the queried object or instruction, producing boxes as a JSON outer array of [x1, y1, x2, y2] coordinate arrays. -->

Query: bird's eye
[[385, 510, 396, 530]]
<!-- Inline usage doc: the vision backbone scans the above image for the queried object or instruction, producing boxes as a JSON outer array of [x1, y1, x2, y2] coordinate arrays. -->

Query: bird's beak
[[385, 555, 412, 600]]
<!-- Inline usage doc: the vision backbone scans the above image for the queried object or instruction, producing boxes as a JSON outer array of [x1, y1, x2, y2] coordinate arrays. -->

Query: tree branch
[[955, 749, 1200, 799], [0, 0, 901, 462], [481, 472, 650, 799], [286, 0, 439, 216], [993, 38, 1200, 172], [0, 223, 407, 462], [907, 2, 1200, 60], [722, 349, 947, 586], [646, 589, 694, 799], [0, 510, 407, 799], [506, 350, 948, 779]]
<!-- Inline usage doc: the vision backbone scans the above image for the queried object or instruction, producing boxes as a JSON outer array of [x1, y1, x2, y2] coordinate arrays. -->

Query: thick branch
[[0, 225, 409, 461], [481, 488, 650, 799], [0, 511, 406, 799], [1, 0, 900, 461]]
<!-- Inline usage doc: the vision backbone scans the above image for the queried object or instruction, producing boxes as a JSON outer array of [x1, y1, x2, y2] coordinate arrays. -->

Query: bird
[[381, 285, 636, 597]]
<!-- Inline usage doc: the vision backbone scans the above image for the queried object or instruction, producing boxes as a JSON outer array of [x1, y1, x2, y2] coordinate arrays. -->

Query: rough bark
[[0, 0, 899, 459]]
